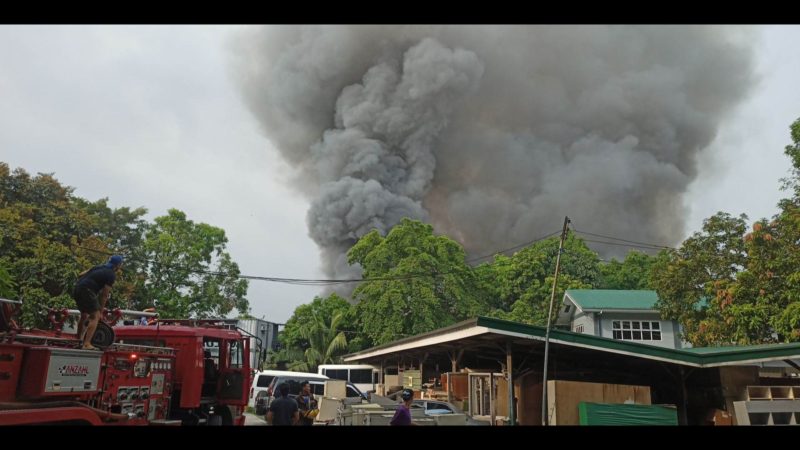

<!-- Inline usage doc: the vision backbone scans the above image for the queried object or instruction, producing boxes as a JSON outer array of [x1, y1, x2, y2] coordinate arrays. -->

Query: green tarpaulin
[[578, 402, 678, 425]]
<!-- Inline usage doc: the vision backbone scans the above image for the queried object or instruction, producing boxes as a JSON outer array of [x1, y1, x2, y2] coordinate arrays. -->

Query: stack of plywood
[[399, 369, 421, 390], [548, 380, 651, 425], [522, 380, 651, 425], [515, 372, 541, 426], [444, 372, 469, 400]]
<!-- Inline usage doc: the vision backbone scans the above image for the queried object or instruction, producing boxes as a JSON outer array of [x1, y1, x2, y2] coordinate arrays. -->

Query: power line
[[571, 228, 675, 250], [3, 224, 675, 285], [465, 229, 561, 264], [4, 228, 565, 285], [580, 238, 669, 251], [73, 242, 461, 286]]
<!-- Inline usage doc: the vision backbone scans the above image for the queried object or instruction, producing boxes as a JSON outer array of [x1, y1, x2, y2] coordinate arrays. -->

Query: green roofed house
[[556, 290, 689, 349]]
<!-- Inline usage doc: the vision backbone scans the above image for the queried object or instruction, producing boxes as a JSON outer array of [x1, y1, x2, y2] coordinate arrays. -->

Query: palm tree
[[264, 347, 308, 371], [266, 311, 349, 373], [299, 311, 349, 373]]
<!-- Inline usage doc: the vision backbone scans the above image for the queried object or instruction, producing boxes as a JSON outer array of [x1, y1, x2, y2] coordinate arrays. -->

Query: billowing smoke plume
[[230, 25, 757, 281]]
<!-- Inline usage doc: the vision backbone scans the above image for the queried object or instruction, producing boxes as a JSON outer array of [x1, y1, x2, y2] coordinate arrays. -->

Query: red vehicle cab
[[114, 319, 251, 426]]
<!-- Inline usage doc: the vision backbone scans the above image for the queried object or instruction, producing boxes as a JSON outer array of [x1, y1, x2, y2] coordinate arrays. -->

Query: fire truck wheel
[[208, 414, 223, 426], [91, 321, 115, 348]]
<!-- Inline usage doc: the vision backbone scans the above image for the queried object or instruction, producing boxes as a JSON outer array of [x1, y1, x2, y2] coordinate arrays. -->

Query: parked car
[[255, 372, 367, 415], [413, 399, 460, 414], [411, 399, 487, 425], [249, 370, 306, 408]]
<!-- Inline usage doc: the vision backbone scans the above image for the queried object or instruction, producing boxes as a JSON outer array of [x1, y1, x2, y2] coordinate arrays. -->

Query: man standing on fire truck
[[72, 255, 123, 350]]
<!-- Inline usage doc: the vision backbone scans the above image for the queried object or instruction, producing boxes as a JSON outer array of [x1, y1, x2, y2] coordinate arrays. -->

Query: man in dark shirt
[[72, 255, 122, 350], [390, 388, 415, 426], [267, 383, 299, 426]]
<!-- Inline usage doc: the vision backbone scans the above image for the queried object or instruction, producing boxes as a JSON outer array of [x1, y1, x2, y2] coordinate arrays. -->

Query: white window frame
[[574, 324, 584, 333], [612, 320, 662, 341]]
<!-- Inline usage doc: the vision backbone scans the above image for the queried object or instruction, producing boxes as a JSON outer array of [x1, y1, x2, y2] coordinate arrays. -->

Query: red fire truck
[[0, 298, 251, 426]]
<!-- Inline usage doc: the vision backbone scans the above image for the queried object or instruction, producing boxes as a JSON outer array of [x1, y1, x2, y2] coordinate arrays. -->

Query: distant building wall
[[594, 312, 681, 349], [571, 310, 595, 335], [234, 318, 281, 369]]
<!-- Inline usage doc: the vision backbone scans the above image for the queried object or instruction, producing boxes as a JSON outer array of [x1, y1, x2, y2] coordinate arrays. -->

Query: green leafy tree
[[599, 251, 657, 290], [0, 260, 16, 298], [349, 219, 489, 345], [482, 234, 601, 325], [652, 118, 800, 345], [296, 311, 349, 372], [141, 209, 249, 318], [0, 163, 249, 327], [0, 165, 129, 327], [72, 197, 149, 310], [272, 294, 354, 371], [281, 294, 351, 347], [264, 347, 308, 371], [651, 212, 749, 345], [738, 118, 800, 342]]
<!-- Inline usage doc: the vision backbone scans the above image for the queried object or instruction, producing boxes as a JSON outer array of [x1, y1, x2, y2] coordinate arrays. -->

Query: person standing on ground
[[390, 389, 416, 426], [267, 383, 299, 426], [296, 380, 319, 426]]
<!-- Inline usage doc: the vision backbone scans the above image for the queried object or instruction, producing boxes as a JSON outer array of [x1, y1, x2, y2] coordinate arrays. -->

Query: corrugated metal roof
[[476, 316, 800, 367], [565, 289, 659, 311], [344, 316, 800, 368], [565, 289, 709, 312]]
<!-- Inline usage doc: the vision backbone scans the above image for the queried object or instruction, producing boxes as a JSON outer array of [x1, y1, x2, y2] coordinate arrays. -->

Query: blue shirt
[[76, 265, 116, 294]]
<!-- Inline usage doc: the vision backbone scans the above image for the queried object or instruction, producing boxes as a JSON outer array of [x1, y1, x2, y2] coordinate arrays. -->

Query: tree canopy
[[652, 118, 800, 345], [349, 218, 489, 346], [0, 163, 249, 327]]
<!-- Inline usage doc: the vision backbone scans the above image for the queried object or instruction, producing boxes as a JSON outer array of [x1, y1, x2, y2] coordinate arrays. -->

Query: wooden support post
[[507, 342, 515, 426], [420, 359, 424, 398], [679, 366, 689, 426], [380, 359, 385, 394], [542, 216, 570, 426], [489, 372, 497, 426], [490, 373, 496, 426], [447, 372, 452, 403]]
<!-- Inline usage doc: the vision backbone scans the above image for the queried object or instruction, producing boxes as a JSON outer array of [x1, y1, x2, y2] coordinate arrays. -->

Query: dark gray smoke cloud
[[230, 25, 757, 280]]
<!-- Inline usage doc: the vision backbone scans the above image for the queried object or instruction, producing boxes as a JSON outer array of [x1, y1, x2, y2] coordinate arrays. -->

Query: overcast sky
[[1, 25, 798, 323]]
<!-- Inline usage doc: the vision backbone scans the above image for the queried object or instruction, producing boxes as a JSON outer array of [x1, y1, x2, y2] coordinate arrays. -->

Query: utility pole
[[541, 216, 570, 426]]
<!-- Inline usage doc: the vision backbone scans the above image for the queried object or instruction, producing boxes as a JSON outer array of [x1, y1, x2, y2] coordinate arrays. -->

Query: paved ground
[[244, 412, 267, 426]]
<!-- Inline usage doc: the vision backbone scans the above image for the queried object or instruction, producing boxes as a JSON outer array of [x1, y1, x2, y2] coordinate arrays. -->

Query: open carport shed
[[343, 316, 800, 425]]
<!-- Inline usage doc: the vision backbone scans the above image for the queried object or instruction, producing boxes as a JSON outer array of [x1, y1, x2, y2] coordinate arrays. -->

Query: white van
[[317, 364, 379, 394], [249, 370, 318, 408]]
